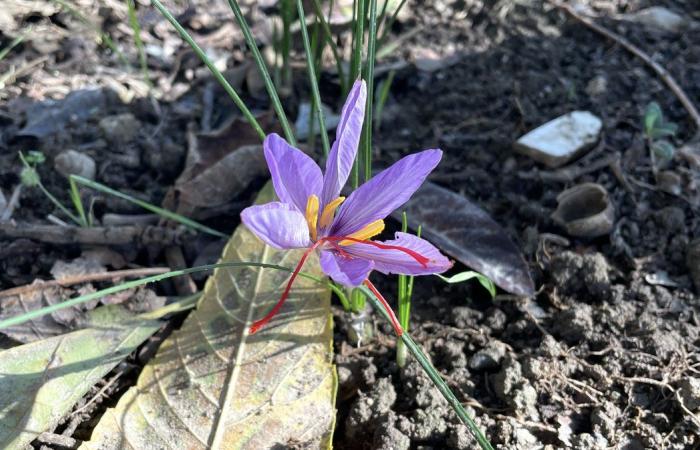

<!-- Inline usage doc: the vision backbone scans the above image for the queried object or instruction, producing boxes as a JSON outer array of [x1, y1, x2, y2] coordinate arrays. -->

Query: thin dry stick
[[0, 267, 170, 298], [551, 1, 700, 133], [0, 223, 186, 246]]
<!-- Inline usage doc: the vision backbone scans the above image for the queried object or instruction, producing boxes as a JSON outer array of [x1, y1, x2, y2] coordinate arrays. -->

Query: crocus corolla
[[241, 80, 452, 334]]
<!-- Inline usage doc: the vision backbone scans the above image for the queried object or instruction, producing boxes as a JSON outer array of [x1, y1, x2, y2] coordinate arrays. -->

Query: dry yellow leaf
[[81, 185, 336, 449]]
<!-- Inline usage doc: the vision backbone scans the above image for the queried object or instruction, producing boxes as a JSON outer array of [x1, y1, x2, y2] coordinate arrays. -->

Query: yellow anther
[[305, 195, 319, 241], [319, 196, 345, 228], [340, 219, 385, 246]]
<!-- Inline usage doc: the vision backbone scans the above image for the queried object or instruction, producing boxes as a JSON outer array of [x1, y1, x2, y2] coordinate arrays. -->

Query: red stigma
[[326, 236, 430, 267], [250, 234, 430, 334]]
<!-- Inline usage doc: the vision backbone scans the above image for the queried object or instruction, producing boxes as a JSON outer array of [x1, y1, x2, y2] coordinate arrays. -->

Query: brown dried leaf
[[394, 181, 535, 297], [81, 184, 336, 449]]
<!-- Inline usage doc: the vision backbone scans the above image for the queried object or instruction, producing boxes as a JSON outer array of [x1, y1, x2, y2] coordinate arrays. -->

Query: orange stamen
[[319, 196, 345, 228], [305, 195, 319, 241], [339, 220, 384, 245]]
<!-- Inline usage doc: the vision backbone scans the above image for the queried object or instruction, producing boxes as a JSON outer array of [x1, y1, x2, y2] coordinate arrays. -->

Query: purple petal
[[331, 149, 442, 236], [241, 202, 311, 249], [344, 232, 452, 275], [320, 80, 367, 206], [265, 133, 323, 212], [319, 250, 374, 286]]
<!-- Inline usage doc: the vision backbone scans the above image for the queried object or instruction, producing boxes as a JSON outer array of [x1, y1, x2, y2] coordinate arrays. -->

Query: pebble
[[515, 111, 602, 168], [626, 7, 686, 34], [54, 149, 96, 180], [99, 113, 139, 145], [469, 341, 507, 371], [678, 377, 700, 410]]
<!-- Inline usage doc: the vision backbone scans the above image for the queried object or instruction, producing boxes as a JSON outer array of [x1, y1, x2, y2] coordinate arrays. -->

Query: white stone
[[626, 7, 686, 33], [54, 149, 97, 180], [515, 111, 602, 168]]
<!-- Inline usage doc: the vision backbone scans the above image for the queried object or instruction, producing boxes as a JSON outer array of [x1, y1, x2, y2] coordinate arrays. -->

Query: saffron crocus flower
[[241, 80, 452, 334]]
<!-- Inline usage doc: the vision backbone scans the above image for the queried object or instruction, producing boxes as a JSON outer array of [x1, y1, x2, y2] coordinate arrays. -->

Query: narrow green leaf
[[225, 0, 297, 145], [360, 285, 494, 450], [644, 101, 662, 136], [150, 0, 265, 140], [438, 271, 497, 299], [70, 175, 227, 238], [296, 0, 330, 156]]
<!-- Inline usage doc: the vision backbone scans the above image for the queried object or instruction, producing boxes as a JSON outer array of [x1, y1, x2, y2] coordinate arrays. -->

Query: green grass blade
[[296, 0, 330, 156], [360, 285, 494, 450], [0, 34, 25, 62], [68, 176, 88, 227], [361, 0, 378, 182], [70, 175, 227, 238], [0, 262, 325, 331], [281, 0, 293, 89], [374, 69, 394, 130], [150, 0, 265, 140], [18, 152, 82, 226], [351, 0, 365, 81], [225, 0, 296, 145], [310, 0, 347, 95], [126, 0, 151, 87], [378, 0, 406, 43]]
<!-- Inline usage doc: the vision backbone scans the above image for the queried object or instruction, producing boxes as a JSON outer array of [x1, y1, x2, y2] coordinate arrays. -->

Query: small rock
[[656, 170, 683, 196], [553, 303, 594, 344], [654, 206, 686, 234], [373, 418, 411, 450], [448, 424, 474, 449], [591, 402, 617, 441], [687, 239, 700, 292], [585, 75, 608, 97], [626, 7, 686, 33], [54, 149, 96, 180], [514, 111, 602, 168], [99, 113, 139, 145], [469, 341, 507, 371], [410, 407, 448, 440], [345, 377, 397, 440], [550, 251, 611, 301], [678, 377, 700, 410]]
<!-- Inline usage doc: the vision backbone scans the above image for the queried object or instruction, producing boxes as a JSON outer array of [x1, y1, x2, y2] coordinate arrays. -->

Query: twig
[[0, 267, 170, 298], [550, 1, 700, 134], [71, 370, 124, 417], [0, 184, 22, 221], [0, 222, 187, 246], [164, 246, 197, 295], [36, 432, 78, 448]]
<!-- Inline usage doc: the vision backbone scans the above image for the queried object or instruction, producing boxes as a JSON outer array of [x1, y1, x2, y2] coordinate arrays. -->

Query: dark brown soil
[[2, 0, 700, 448]]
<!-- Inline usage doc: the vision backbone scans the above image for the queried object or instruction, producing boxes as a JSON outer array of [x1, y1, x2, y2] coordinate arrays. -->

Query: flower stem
[[363, 279, 402, 335], [361, 0, 378, 182], [360, 285, 494, 450]]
